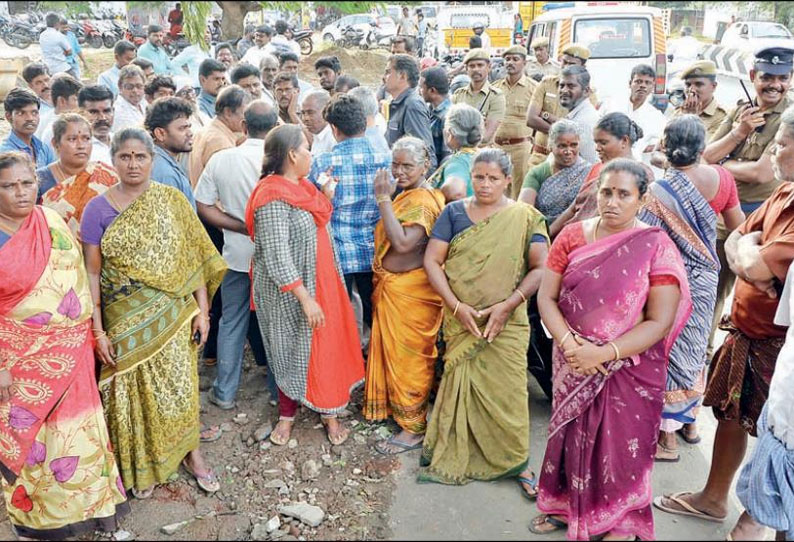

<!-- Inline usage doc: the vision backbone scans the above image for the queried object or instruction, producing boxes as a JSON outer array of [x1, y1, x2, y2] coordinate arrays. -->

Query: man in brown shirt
[[451, 48, 505, 145], [655, 108, 794, 538], [525, 37, 559, 83], [672, 60, 728, 138], [493, 45, 534, 199], [704, 47, 793, 356]]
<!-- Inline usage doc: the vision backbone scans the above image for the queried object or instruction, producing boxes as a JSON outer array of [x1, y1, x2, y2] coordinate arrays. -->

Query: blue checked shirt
[[309, 137, 391, 275]]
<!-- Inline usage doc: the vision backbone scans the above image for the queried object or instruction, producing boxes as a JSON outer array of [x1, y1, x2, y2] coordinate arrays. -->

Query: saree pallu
[[535, 158, 591, 225], [0, 206, 127, 539], [639, 171, 720, 430], [537, 228, 691, 541], [364, 189, 445, 434], [40, 162, 119, 237], [97, 183, 226, 491], [418, 203, 548, 485], [566, 163, 603, 226]]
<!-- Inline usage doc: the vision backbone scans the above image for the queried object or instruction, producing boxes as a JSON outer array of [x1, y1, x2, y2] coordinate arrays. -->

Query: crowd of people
[[0, 8, 793, 541]]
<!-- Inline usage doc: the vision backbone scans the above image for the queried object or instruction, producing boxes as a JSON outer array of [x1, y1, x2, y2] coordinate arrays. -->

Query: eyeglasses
[[122, 83, 144, 91]]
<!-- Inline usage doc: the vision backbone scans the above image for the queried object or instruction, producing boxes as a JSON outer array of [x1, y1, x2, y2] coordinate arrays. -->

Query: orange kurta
[[364, 188, 445, 433]]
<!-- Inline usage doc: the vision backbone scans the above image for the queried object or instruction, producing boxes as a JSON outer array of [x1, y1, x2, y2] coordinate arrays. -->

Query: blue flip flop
[[517, 472, 538, 500]]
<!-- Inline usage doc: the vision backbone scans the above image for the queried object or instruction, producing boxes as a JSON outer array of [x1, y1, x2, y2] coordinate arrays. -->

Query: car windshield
[[449, 13, 490, 28], [422, 6, 437, 18], [378, 16, 394, 26], [574, 17, 651, 58], [752, 22, 792, 39]]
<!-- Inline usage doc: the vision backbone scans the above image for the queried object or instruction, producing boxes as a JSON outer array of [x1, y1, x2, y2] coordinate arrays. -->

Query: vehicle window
[[528, 23, 544, 46], [548, 21, 557, 58], [740, 25, 748, 36], [574, 18, 651, 59], [450, 13, 491, 28], [339, 16, 353, 26], [752, 22, 792, 39], [422, 6, 437, 18]]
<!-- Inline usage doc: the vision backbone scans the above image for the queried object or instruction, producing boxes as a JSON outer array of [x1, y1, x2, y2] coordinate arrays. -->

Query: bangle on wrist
[[515, 288, 527, 302], [376, 195, 391, 204], [560, 331, 572, 346], [453, 300, 460, 316], [608, 341, 620, 361]]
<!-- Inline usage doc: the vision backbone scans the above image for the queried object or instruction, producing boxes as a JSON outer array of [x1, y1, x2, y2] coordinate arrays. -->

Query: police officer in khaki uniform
[[493, 45, 535, 199], [526, 43, 594, 167], [525, 37, 559, 83], [703, 46, 794, 354], [451, 48, 506, 145], [673, 60, 728, 138]]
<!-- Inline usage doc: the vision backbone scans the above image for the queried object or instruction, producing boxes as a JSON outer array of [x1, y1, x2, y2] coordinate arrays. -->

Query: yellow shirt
[[493, 74, 534, 141]]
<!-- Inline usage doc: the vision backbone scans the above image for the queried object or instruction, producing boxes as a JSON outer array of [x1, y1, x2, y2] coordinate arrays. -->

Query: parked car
[[719, 21, 794, 52], [322, 13, 395, 44]]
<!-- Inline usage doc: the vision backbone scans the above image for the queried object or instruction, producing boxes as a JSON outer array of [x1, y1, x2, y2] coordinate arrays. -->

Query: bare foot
[[729, 512, 768, 541], [270, 419, 293, 446], [602, 533, 637, 541], [374, 429, 423, 454]]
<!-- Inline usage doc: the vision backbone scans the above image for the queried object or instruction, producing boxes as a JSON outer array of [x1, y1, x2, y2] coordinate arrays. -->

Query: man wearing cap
[[703, 45, 793, 358], [674, 60, 728, 138], [526, 43, 594, 167], [525, 37, 559, 82], [493, 45, 534, 199], [473, 22, 491, 52], [451, 48, 505, 146]]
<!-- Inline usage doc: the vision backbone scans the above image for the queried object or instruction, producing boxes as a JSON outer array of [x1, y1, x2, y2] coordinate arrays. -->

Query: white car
[[321, 14, 395, 44], [719, 21, 794, 52]]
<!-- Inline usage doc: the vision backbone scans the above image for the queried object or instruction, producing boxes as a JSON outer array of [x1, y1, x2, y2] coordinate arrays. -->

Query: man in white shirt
[[259, 54, 279, 105], [38, 74, 83, 148], [264, 20, 301, 57], [600, 64, 666, 167], [560, 66, 599, 163], [39, 13, 72, 77], [195, 100, 280, 409], [300, 89, 335, 156], [98, 40, 137, 98], [667, 27, 702, 74], [78, 85, 115, 166], [112, 65, 148, 132], [240, 25, 273, 69]]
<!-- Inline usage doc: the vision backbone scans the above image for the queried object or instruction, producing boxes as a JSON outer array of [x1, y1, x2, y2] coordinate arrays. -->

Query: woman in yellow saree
[[81, 129, 226, 499], [420, 148, 548, 495], [0, 152, 128, 540], [363, 137, 446, 454]]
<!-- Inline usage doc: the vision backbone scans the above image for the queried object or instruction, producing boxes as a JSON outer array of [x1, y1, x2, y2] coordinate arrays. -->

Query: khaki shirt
[[451, 81, 506, 125], [493, 75, 534, 141], [525, 58, 559, 80], [529, 75, 566, 150], [711, 95, 790, 203], [671, 98, 728, 140]]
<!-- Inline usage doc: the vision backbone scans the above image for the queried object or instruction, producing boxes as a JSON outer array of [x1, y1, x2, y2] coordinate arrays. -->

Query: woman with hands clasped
[[362, 137, 446, 455], [532, 159, 692, 541], [245, 125, 364, 449], [418, 148, 549, 498]]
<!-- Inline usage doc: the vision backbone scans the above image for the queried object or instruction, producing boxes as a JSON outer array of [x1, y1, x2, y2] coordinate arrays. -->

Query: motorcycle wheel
[[299, 37, 312, 56], [323, 33, 335, 43], [103, 34, 115, 48], [335, 39, 346, 48], [88, 34, 103, 48], [10, 33, 31, 49]]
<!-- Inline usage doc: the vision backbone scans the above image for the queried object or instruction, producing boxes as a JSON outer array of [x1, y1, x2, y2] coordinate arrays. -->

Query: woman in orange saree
[[363, 137, 446, 454], [0, 152, 128, 540]]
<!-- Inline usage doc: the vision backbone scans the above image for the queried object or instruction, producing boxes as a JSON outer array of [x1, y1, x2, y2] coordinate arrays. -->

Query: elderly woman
[[519, 119, 591, 231], [420, 148, 548, 497], [246, 125, 364, 448], [432, 103, 483, 202], [533, 159, 691, 540], [0, 152, 128, 539], [363, 137, 446, 455], [37, 113, 118, 236], [638, 115, 745, 461], [81, 128, 227, 498]]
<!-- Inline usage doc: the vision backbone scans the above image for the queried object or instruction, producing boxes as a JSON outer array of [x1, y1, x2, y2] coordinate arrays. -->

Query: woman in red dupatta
[[0, 152, 128, 540], [245, 125, 364, 448], [533, 159, 692, 541]]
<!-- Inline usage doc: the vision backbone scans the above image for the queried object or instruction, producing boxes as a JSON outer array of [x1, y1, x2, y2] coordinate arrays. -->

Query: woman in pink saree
[[533, 159, 692, 541]]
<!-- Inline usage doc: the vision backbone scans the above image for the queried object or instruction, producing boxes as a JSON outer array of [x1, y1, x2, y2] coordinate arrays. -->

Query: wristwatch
[[541, 111, 550, 121]]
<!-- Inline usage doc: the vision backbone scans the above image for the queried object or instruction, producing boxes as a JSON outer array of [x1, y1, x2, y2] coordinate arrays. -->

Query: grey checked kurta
[[252, 201, 348, 414]]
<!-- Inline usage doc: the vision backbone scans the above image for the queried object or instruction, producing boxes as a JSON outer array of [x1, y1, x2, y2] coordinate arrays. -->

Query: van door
[[547, 21, 558, 58]]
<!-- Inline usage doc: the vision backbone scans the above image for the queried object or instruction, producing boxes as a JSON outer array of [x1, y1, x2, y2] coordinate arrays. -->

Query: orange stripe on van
[[653, 17, 665, 54], [559, 18, 571, 48]]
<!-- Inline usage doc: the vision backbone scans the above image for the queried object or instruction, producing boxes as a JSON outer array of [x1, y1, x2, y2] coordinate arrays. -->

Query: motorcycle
[[162, 32, 190, 57], [336, 24, 365, 48], [124, 27, 147, 48], [361, 22, 391, 51], [0, 17, 40, 49], [292, 29, 313, 56], [82, 19, 104, 49]]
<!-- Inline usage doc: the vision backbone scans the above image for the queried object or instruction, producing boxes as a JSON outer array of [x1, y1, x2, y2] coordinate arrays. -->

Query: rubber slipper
[[374, 437, 423, 455], [199, 425, 222, 443], [655, 442, 680, 463], [181, 459, 220, 493], [322, 418, 349, 446], [270, 419, 293, 446], [517, 472, 538, 500], [652, 492, 727, 523], [528, 514, 566, 535], [677, 427, 702, 444]]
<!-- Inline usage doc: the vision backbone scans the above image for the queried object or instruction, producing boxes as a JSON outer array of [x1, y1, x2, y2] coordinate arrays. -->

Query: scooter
[[362, 22, 391, 51], [82, 19, 104, 48], [292, 29, 313, 55]]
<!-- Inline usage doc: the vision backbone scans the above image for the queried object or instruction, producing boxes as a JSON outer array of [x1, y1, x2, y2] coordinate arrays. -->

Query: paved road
[[388, 379, 752, 541]]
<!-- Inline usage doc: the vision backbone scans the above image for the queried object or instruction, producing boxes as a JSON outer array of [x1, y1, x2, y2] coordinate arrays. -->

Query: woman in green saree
[[81, 128, 227, 499], [421, 148, 549, 497]]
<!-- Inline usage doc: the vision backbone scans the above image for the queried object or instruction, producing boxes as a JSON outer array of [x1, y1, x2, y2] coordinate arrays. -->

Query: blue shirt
[[308, 137, 392, 275], [137, 41, 178, 76], [97, 65, 121, 97], [365, 126, 390, 155], [151, 145, 196, 210], [198, 91, 216, 118], [0, 131, 56, 168], [65, 31, 81, 75]]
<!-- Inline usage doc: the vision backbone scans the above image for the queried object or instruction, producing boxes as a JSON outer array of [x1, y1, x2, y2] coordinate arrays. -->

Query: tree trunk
[[217, 1, 257, 41]]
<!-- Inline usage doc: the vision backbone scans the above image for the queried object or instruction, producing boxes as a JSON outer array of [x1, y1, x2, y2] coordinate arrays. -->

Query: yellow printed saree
[[0, 206, 127, 539], [418, 202, 548, 485], [97, 183, 226, 491], [363, 188, 446, 434]]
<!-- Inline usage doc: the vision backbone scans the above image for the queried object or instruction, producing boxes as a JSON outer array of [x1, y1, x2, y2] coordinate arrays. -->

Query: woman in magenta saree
[[534, 159, 692, 541]]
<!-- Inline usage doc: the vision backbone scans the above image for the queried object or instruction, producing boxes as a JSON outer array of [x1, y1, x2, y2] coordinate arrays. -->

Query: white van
[[527, 5, 668, 108]]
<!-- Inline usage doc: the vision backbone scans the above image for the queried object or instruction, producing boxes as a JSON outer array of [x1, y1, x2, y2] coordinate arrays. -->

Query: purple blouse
[[80, 194, 120, 246]]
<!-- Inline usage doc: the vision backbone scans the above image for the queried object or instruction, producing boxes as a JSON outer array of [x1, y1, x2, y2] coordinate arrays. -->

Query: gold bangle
[[376, 195, 391, 204], [453, 301, 460, 316], [560, 331, 572, 346], [608, 341, 620, 361], [515, 289, 527, 302]]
